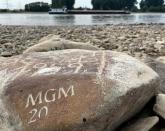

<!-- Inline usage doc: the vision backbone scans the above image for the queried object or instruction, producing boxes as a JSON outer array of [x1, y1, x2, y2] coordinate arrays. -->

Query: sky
[[0, 0, 141, 9]]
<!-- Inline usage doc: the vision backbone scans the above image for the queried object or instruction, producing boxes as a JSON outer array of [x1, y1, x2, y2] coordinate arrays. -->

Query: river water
[[0, 13, 165, 26]]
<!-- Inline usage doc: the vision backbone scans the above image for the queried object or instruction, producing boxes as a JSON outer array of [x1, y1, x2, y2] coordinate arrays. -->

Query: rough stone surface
[[0, 50, 159, 131], [154, 94, 165, 119], [120, 116, 159, 131], [24, 35, 99, 53]]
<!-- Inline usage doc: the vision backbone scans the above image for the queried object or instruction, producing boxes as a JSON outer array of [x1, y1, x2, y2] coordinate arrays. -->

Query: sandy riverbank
[[0, 24, 165, 58]]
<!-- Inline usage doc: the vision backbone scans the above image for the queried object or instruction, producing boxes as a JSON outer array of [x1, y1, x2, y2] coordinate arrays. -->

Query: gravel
[[0, 24, 165, 58]]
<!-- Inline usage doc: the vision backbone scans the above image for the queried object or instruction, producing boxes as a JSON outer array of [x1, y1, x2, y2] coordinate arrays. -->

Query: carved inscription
[[2, 51, 106, 79], [25, 85, 75, 124], [2, 51, 108, 130], [28, 106, 48, 124]]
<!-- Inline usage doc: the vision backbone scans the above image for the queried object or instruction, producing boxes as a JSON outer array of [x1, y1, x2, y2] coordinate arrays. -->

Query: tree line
[[91, 0, 165, 11], [140, 0, 165, 12], [51, 0, 137, 10], [23, 0, 165, 12], [52, 0, 165, 12], [91, 0, 137, 10]]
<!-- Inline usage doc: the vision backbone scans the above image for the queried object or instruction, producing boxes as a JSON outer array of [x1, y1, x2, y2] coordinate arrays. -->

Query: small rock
[[1, 51, 12, 57], [155, 57, 165, 93], [118, 36, 126, 41], [160, 48, 165, 56], [120, 116, 159, 131], [153, 94, 165, 119], [4, 42, 13, 47]]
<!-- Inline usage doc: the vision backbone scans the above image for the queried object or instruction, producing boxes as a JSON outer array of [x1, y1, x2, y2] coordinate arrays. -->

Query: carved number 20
[[28, 106, 48, 124]]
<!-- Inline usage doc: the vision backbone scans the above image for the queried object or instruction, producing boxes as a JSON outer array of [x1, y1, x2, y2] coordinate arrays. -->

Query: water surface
[[0, 13, 165, 26]]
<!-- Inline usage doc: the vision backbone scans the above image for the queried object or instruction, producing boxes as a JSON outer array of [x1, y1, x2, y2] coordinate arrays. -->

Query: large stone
[[153, 94, 165, 119], [0, 50, 159, 131], [24, 35, 100, 53], [120, 116, 159, 131]]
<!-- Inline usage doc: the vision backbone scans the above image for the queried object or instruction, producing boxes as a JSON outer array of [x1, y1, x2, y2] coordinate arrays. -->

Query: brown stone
[[0, 50, 159, 131]]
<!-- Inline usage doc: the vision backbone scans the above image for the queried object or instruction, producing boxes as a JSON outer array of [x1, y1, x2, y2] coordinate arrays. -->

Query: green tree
[[25, 2, 50, 12], [52, 0, 75, 9], [91, 0, 102, 9], [91, 0, 137, 10], [140, 0, 164, 11], [140, 0, 147, 11], [140, 0, 164, 8], [64, 0, 75, 9], [124, 0, 137, 10], [52, 0, 63, 8]]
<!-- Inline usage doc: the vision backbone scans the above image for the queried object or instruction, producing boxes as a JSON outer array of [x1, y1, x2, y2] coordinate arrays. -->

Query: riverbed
[[0, 24, 165, 58]]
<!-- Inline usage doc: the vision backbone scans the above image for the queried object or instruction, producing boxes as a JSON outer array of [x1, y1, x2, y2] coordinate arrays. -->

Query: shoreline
[[0, 24, 165, 59]]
